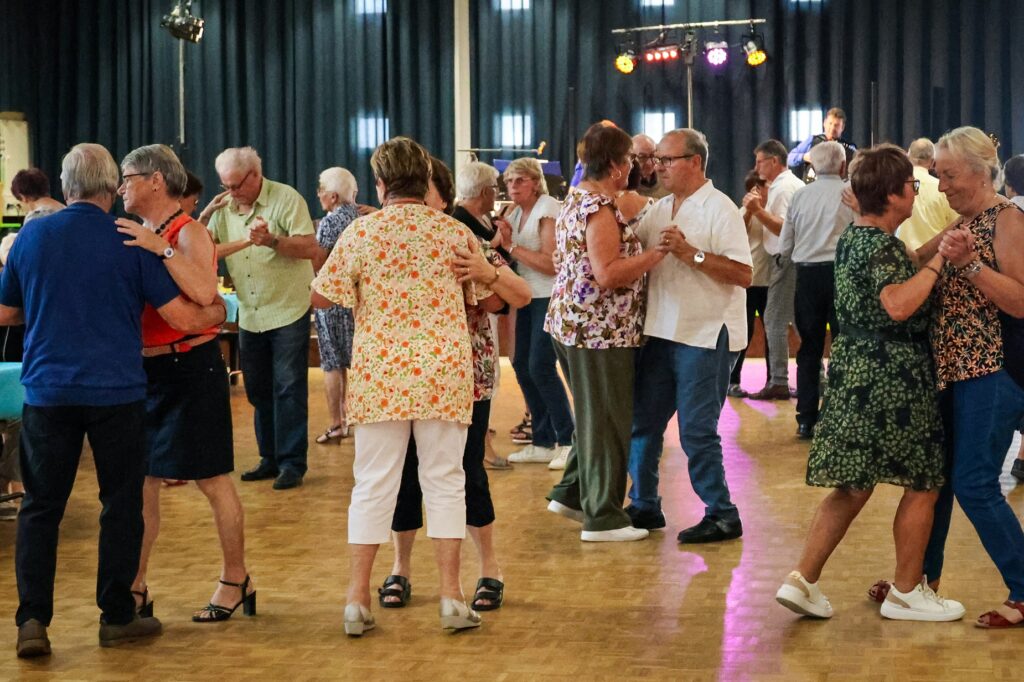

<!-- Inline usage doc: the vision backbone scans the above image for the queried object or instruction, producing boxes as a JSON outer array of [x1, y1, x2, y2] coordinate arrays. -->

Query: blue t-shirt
[[0, 202, 180, 406]]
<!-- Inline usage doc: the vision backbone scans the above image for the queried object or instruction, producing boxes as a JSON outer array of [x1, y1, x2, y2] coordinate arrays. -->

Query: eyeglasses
[[654, 154, 696, 168], [506, 176, 533, 186], [120, 172, 153, 186], [906, 179, 921, 194], [221, 170, 253, 192], [635, 154, 657, 163]]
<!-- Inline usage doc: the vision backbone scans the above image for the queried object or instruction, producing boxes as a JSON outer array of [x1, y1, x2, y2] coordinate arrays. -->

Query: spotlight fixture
[[742, 32, 767, 67], [162, 0, 205, 43], [615, 50, 638, 74], [643, 46, 680, 63], [704, 40, 729, 67]]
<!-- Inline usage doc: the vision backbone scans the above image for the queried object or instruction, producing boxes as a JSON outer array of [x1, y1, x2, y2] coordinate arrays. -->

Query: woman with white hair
[[865, 126, 1024, 628], [313, 167, 360, 443], [498, 157, 574, 469]]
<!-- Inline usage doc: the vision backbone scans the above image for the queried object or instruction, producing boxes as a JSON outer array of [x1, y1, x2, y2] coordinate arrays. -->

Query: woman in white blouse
[[499, 158, 574, 469]]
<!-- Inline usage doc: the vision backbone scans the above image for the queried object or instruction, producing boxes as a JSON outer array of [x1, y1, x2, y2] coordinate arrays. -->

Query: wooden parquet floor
[[1, 359, 1022, 681]]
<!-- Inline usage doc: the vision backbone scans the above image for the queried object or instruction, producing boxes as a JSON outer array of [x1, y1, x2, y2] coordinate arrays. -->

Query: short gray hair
[[503, 157, 548, 195], [215, 146, 263, 176], [907, 138, 935, 164], [456, 162, 499, 200], [937, 126, 1002, 188], [318, 167, 357, 203], [121, 144, 188, 197], [60, 143, 119, 201], [664, 128, 710, 172], [808, 141, 846, 175]]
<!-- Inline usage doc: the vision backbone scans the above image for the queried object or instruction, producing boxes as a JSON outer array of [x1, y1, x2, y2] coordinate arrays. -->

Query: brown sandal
[[975, 600, 1024, 628], [315, 424, 348, 444]]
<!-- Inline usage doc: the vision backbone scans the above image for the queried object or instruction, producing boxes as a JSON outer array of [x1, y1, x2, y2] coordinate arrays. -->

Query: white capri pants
[[348, 419, 468, 545]]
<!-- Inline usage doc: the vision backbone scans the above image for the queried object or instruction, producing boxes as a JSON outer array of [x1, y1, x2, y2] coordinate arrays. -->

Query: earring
[[613, 169, 622, 180]]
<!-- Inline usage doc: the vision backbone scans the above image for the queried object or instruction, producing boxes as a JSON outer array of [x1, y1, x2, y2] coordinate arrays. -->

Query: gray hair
[[937, 126, 1002, 188], [503, 157, 548, 195], [318, 167, 357, 203], [456, 162, 499, 200], [631, 133, 657, 151], [121, 144, 188, 197], [60, 143, 119, 201], [807, 141, 846, 175], [907, 138, 935, 165], [664, 128, 710, 172], [215, 146, 263, 176]]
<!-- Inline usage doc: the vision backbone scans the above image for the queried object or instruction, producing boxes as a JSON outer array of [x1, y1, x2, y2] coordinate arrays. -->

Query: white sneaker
[[547, 500, 584, 523], [547, 445, 571, 470], [508, 444, 556, 463], [880, 579, 965, 622], [775, 571, 834, 618], [580, 526, 649, 542]]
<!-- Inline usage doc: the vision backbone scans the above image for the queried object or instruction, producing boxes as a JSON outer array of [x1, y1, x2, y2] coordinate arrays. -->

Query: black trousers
[[730, 286, 770, 385], [392, 399, 494, 531], [16, 402, 146, 626], [794, 263, 838, 426]]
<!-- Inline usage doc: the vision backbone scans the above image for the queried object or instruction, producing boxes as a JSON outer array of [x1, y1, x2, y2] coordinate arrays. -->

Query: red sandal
[[867, 579, 891, 603], [975, 600, 1024, 628]]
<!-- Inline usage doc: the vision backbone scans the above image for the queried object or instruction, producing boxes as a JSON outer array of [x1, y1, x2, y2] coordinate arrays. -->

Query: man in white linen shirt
[[626, 128, 753, 544], [778, 142, 856, 439], [743, 139, 805, 400]]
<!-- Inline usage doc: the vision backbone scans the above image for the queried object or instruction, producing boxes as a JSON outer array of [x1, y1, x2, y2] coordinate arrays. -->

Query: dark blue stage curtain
[[470, 0, 1024, 199], [0, 0, 455, 212]]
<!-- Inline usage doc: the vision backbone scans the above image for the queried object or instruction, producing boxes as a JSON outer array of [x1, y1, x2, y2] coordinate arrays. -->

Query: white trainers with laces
[[546, 500, 584, 523], [580, 526, 649, 542], [775, 571, 834, 619], [547, 445, 571, 470], [508, 444, 556, 463], [880, 579, 965, 622]]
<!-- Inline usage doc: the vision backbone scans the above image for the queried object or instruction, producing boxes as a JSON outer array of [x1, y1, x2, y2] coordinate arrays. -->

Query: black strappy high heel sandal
[[192, 576, 256, 623], [132, 588, 154, 618]]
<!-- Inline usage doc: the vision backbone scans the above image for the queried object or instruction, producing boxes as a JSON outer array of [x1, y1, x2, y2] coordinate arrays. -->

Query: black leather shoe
[[16, 619, 51, 658], [625, 505, 666, 530], [272, 469, 304, 490], [796, 423, 815, 440], [1012, 458, 1024, 483], [98, 615, 162, 647], [240, 462, 279, 482], [677, 516, 742, 544]]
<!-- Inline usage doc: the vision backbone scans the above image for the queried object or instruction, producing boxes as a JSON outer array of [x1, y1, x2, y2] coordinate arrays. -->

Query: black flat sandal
[[192, 576, 256, 622], [471, 577, 504, 611], [378, 575, 411, 608]]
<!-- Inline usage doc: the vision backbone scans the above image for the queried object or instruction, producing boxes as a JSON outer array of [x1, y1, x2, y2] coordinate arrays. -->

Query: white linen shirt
[[761, 169, 804, 255], [636, 179, 753, 352]]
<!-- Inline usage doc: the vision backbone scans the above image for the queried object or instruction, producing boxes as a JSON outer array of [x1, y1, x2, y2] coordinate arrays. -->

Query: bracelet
[[487, 267, 500, 286], [270, 237, 280, 249], [923, 264, 941, 277], [508, 244, 518, 258], [962, 257, 983, 279]]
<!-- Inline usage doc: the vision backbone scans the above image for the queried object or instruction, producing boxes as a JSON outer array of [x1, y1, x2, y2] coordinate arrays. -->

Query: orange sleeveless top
[[141, 213, 220, 347]]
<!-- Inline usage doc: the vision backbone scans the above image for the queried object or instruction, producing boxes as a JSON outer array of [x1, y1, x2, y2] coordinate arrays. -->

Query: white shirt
[[779, 174, 856, 263], [1010, 195, 1024, 211], [761, 169, 804, 255], [509, 193, 561, 298], [636, 180, 753, 352], [745, 213, 772, 287]]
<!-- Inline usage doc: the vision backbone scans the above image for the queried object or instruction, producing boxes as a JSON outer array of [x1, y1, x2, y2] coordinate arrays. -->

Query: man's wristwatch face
[[693, 249, 706, 265], [161, 246, 175, 260]]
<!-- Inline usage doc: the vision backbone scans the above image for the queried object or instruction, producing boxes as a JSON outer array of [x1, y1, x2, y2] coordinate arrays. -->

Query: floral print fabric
[[932, 203, 1012, 388], [806, 226, 945, 491], [312, 203, 476, 425], [544, 189, 646, 349], [466, 244, 506, 402]]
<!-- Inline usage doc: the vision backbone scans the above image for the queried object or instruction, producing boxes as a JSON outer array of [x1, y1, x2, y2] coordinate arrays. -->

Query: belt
[[840, 325, 928, 344], [795, 261, 834, 268], [142, 333, 218, 358]]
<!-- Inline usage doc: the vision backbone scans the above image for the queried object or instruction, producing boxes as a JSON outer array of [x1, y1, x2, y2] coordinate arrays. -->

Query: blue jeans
[[628, 328, 739, 522], [239, 312, 310, 476], [16, 402, 146, 626], [511, 298, 574, 448], [923, 370, 1024, 600]]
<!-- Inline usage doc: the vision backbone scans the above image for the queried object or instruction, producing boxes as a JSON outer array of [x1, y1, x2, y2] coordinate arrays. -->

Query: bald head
[[907, 138, 935, 168]]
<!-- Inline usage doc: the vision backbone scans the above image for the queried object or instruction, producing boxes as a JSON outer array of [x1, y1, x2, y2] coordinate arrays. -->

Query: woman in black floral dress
[[776, 145, 964, 622]]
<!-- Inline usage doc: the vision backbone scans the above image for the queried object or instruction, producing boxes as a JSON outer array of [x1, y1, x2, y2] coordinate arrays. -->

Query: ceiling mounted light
[[615, 50, 638, 74], [742, 32, 767, 67], [161, 0, 205, 43]]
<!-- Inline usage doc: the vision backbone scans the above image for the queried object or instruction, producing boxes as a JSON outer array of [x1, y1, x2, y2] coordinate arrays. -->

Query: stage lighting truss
[[611, 19, 767, 74], [162, 0, 205, 43]]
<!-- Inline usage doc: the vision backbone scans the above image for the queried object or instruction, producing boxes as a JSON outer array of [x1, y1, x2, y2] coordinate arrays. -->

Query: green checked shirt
[[208, 177, 315, 333]]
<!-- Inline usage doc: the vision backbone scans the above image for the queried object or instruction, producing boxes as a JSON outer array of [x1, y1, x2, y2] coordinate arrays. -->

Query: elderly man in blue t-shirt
[[0, 143, 227, 658]]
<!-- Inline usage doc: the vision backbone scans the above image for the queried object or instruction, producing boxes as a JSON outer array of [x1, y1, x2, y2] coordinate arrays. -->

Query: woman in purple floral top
[[544, 124, 667, 542]]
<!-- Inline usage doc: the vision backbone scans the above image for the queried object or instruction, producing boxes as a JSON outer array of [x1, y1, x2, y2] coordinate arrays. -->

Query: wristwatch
[[161, 246, 175, 260], [963, 257, 983, 279], [270, 237, 280, 249], [693, 249, 706, 267]]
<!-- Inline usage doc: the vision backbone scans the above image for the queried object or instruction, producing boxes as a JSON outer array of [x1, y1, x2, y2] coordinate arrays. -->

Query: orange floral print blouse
[[312, 203, 477, 425]]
